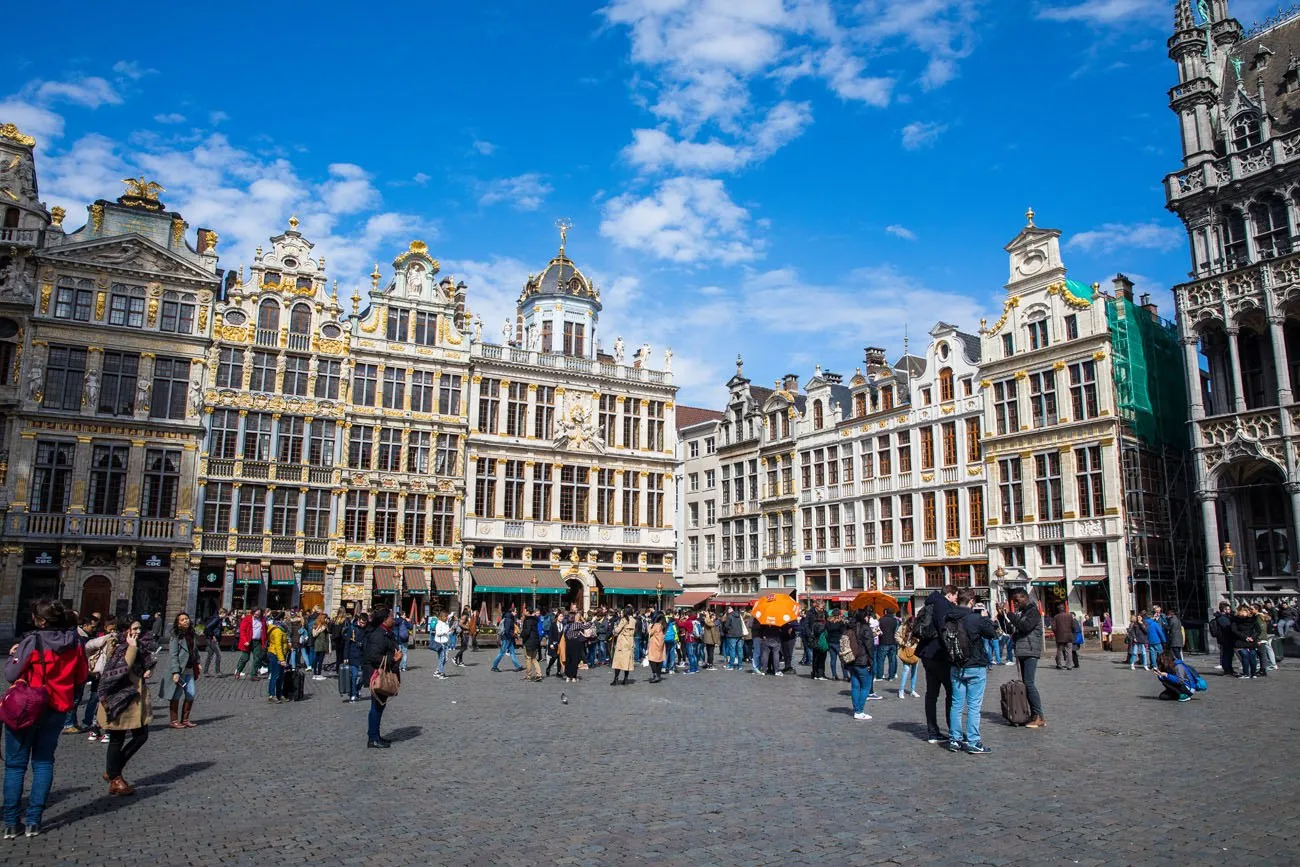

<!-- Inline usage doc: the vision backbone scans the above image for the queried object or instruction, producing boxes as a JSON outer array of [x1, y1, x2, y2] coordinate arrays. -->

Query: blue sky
[[2, 0, 1285, 405]]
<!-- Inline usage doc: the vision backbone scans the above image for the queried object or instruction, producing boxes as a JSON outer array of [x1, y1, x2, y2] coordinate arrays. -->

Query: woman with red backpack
[[2, 599, 88, 838]]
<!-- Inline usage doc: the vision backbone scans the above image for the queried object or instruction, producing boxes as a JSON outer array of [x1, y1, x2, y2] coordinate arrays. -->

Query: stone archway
[[1215, 457, 1296, 587], [81, 575, 112, 620]]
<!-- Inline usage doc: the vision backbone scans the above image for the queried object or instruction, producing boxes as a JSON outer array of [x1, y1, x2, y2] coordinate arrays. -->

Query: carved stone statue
[[634, 343, 651, 369], [663, 347, 673, 372], [613, 336, 625, 365], [136, 378, 152, 413], [474, 316, 483, 342], [188, 378, 204, 415], [0, 257, 32, 302], [84, 370, 100, 411], [407, 262, 424, 295], [26, 362, 42, 401], [529, 326, 541, 351], [502, 317, 513, 346]]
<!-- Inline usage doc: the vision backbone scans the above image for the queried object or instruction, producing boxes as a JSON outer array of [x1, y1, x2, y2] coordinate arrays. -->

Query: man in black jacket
[[918, 585, 958, 744], [1007, 588, 1045, 728], [876, 610, 899, 681], [944, 589, 999, 754], [1212, 602, 1236, 676]]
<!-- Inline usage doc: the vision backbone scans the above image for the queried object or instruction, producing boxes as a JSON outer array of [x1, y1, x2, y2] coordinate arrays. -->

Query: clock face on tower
[[1017, 248, 1046, 276]]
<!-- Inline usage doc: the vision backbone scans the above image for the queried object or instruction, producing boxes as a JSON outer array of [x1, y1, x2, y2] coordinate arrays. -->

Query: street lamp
[[656, 578, 663, 613], [1221, 542, 1237, 610]]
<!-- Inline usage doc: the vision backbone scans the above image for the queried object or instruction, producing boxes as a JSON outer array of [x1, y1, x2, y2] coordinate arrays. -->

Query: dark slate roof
[[1232, 13, 1300, 134], [676, 405, 723, 431], [827, 384, 851, 413], [896, 353, 926, 378], [956, 331, 981, 363]]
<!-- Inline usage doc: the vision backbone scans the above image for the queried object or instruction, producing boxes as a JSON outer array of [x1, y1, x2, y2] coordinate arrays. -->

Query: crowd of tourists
[[2, 588, 1294, 840]]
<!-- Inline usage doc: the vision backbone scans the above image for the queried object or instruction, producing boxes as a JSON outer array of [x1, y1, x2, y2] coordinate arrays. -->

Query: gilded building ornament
[[89, 203, 104, 234], [198, 305, 209, 331], [170, 215, 186, 247], [49, 206, 65, 228], [94, 291, 106, 320], [38, 280, 51, 314], [359, 308, 381, 334], [0, 123, 35, 147], [985, 295, 1020, 336]]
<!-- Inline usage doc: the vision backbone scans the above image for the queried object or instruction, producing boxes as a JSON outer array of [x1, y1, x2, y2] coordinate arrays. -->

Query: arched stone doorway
[[1216, 458, 1295, 589], [564, 577, 585, 612], [81, 575, 112, 620]]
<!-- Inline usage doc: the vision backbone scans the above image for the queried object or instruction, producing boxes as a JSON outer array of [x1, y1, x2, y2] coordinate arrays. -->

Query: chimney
[[824, 372, 843, 384], [782, 373, 799, 392], [1112, 273, 1134, 300], [864, 346, 887, 367], [1140, 293, 1159, 318]]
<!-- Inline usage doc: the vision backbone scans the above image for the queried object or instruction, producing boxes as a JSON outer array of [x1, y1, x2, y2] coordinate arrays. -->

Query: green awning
[[1072, 579, 1103, 586], [595, 571, 680, 596], [270, 564, 296, 586], [471, 567, 567, 594], [1030, 580, 1062, 587], [236, 563, 262, 585]]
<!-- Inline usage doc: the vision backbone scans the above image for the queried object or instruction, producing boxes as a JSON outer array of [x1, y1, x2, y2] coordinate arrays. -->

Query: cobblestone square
[[3, 650, 1295, 866]]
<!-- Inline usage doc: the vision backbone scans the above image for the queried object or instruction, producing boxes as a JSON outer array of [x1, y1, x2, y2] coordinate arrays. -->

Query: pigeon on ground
[[560, 692, 568, 705]]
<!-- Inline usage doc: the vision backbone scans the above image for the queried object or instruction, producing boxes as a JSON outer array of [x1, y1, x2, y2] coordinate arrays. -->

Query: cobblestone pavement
[[4, 649, 1296, 866]]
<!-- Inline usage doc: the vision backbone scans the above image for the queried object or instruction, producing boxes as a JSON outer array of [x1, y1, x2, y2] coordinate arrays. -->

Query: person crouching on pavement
[[1154, 651, 1206, 702]]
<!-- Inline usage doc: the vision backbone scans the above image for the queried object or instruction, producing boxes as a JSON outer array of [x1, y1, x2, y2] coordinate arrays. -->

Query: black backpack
[[914, 604, 939, 643], [941, 618, 974, 667]]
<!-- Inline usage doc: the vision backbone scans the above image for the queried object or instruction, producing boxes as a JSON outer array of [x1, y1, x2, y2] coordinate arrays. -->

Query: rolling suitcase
[[1000, 679, 1032, 726], [281, 668, 305, 702]]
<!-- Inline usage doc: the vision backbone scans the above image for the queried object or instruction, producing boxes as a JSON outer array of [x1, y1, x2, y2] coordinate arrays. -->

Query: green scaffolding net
[[1104, 290, 1188, 450]]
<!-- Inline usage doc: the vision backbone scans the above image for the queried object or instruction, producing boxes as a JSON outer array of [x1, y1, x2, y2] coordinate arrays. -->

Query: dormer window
[[1232, 113, 1262, 151], [853, 393, 866, 418], [813, 400, 825, 429], [920, 386, 932, 405], [1028, 319, 1049, 351], [263, 270, 281, 286], [296, 276, 312, 292], [881, 386, 894, 411]]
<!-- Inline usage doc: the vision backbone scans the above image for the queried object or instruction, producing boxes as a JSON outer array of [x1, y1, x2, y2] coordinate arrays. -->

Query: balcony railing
[[308, 467, 334, 484], [208, 458, 235, 477], [1039, 522, 1065, 541], [504, 520, 525, 538], [941, 467, 959, 484], [561, 524, 589, 541], [255, 328, 279, 347], [304, 539, 329, 557], [0, 227, 41, 246], [623, 528, 641, 543], [235, 535, 264, 553], [201, 533, 230, 553], [270, 537, 296, 554], [922, 541, 939, 558], [11, 512, 189, 542], [470, 342, 674, 384], [275, 465, 303, 482], [287, 332, 311, 351], [968, 537, 986, 555], [244, 460, 270, 480]]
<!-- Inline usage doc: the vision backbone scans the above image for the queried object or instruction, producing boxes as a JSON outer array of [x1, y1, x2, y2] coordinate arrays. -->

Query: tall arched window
[[1221, 207, 1249, 269], [257, 299, 280, 331], [853, 393, 866, 418], [938, 368, 954, 402], [813, 399, 824, 429], [1232, 112, 1262, 152], [1251, 194, 1290, 259], [289, 303, 312, 334]]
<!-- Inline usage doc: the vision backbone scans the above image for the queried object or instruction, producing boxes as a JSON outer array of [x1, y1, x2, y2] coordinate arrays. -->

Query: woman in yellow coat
[[610, 605, 637, 686], [646, 613, 666, 684], [265, 616, 290, 703]]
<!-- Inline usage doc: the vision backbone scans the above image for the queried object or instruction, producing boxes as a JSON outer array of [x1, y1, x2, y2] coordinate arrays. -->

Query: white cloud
[[0, 98, 65, 144], [1037, 0, 1162, 24], [1066, 221, 1183, 254], [901, 120, 947, 149], [472, 139, 497, 155], [886, 224, 918, 240], [318, 162, 380, 214], [600, 176, 759, 264], [112, 60, 155, 80], [478, 173, 553, 211], [209, 110, 230, 125], [153, 112, 186, 124], [623, 99, 813, 174], [29, 76, 122, 109], [413, 172, 431, 185]]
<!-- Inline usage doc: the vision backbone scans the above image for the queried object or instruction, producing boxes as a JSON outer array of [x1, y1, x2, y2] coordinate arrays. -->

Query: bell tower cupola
[[515, 220, 602, 359]]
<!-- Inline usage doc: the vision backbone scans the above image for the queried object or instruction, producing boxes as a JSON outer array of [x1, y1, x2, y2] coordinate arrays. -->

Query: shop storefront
[[675, 590, 716, 609], [402, 567, 429, 621], [267, 563, 297, 611], [371, 566, 402, 615], [595, 571, 681, 610], [234, 562, 264, 610], [17, 548, 61, 634], [430, 568, 459, 614], [133, 552, 170, 620], [469, 567, 567, 618], [197, 560, 228, 621], [300, 567, 325, 614]]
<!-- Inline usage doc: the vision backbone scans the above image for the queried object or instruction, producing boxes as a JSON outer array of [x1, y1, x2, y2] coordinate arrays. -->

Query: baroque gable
[[39, 235, 218, 287]]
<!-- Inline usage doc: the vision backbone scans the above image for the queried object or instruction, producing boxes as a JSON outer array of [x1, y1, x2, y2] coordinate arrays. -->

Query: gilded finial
[[370, 263, 381, 291], [332, 279, 339, 301], [120, 176, 164, 209], [288, 214, 300, 230], [555, 218, 573, 256], [736, 353, 744, 376], [1025, 206, 1035, 228], [0, 123, 35, 147], [49, 206, 65, 228], [979, 317, 988, 332]]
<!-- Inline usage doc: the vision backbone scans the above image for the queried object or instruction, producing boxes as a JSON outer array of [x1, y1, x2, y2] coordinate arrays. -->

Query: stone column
[[1226, 328, 1248, 413], [1268, 314, 1294, 407], [0, 545, 22, 641], [69, 436, 94, 514], [550, 462, 561, 521], [1198, 491, 1226, 609], [1181, 334, 1206, 422]]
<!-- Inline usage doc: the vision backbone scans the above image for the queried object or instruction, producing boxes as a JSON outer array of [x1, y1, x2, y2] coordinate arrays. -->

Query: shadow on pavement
[[826, 706, 853, 715], [886, 721, 934, 740], [132, 760, 216, 787], [384, 726, 423, 742]]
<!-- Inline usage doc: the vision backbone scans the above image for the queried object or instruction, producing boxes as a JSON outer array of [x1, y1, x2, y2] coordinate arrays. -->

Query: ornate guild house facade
[[463, 234, 679, 615], [0, 127, 219, 637], [1166, 0, 1300, 600]]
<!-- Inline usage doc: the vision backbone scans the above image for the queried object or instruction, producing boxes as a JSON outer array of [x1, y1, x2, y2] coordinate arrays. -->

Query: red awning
[[430, 568, 457, 595], [270, 563, 296, 586], [403, 567, 429, 594], [675, 590, 716, 607], [373, 566, 400, 592], [236, 562, 262, 585]]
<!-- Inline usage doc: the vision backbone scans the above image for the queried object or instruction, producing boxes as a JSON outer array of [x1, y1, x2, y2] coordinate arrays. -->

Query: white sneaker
[[1005, 660, 1015, 666], [866, 693, 883, 700], [910, 690, 920, 698], [853, 712, 872, 720], [773, 671, 784, 677], [898, 690, 905, 699]]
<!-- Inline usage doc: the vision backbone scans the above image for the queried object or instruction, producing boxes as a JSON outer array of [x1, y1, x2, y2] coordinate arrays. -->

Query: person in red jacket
[[233, 609, 267, 680], [3, 598, 88, 838]]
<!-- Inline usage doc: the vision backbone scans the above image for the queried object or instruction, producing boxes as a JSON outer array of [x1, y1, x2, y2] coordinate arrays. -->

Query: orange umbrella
[[751, 593, 800, 626], [848, 591, 900, 615]]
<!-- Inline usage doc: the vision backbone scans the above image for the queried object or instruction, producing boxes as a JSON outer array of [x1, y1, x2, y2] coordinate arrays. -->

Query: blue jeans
[[1128, 643, 1147, 665], [984, 637, 1002, 665], [801, 640, 812, 665], [1146, 644, 1163, 667], [64, 682, 85, 729], [848, 664, 872, 713], [398, 643, 409, 672], [829, 649, 841, 680], [722, 637, 740, 668], [432, 643, 448, 675], [81, 681, 99, 730], [751, 637, 761, 671], [686, 642, 699, 672], [899, 662, 918, 692], [493, 641, 522, 670], [3, 708, 64, 826], [342, 664, 361, 699], [1237, 647, 1259, 677], [266, 657, 283, 697], [948, 665, 989, 746], [875, 645, 898, 679], [666, 642, 677, 671], [634, 635, 646, 662], [368, 695, 385, 741]]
